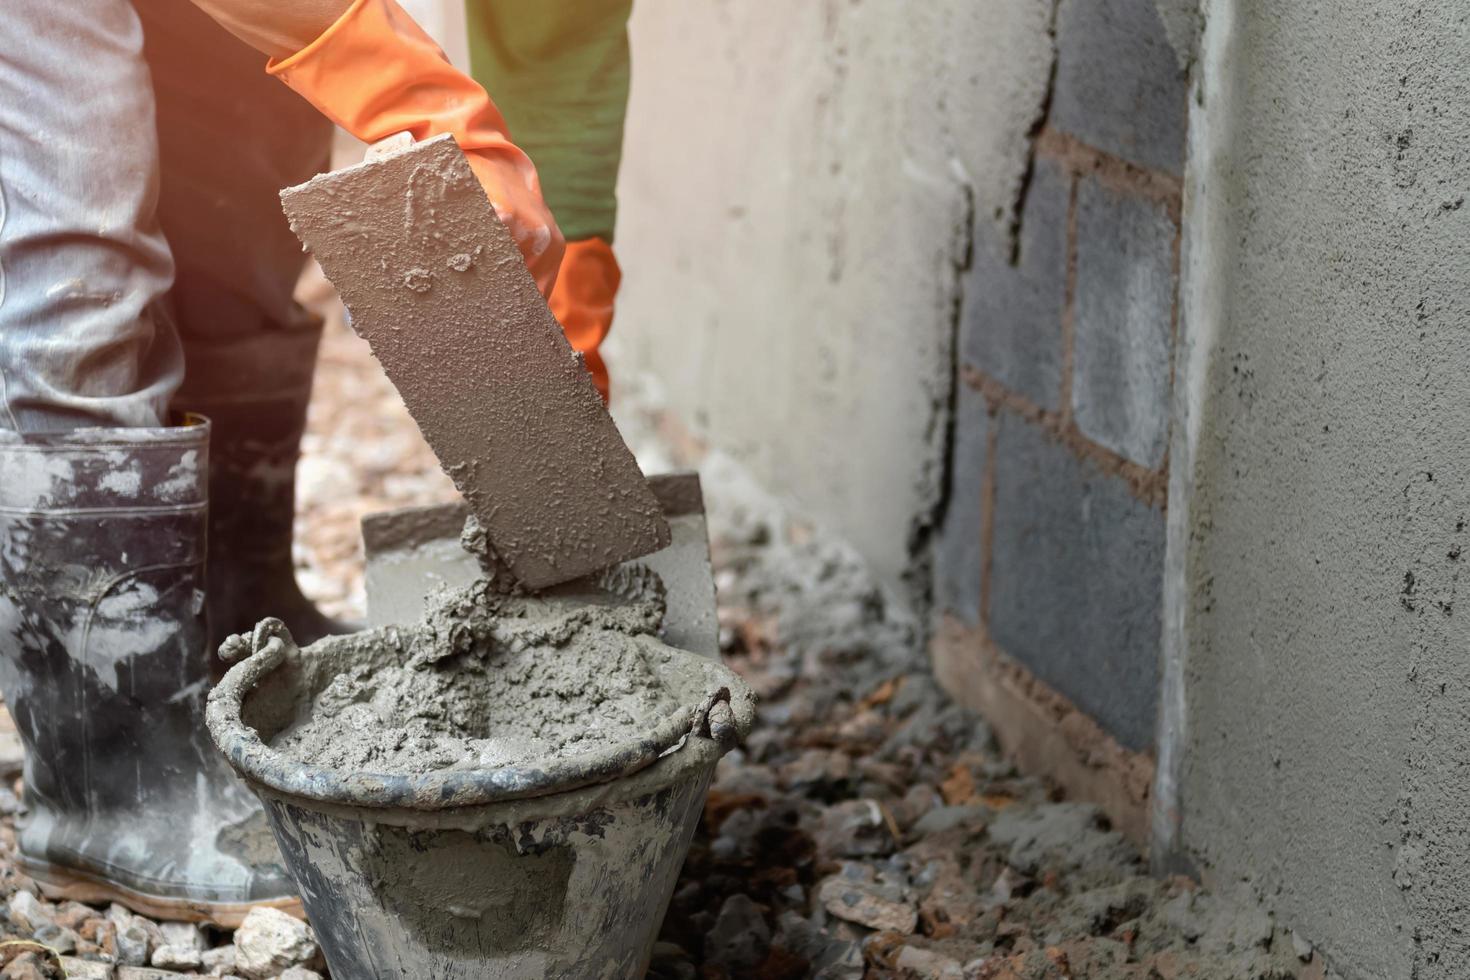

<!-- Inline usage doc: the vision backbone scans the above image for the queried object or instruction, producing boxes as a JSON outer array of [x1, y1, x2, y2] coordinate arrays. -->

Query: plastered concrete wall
[[610, 0, 1056, 601], [1156, 0, 1470, 975]]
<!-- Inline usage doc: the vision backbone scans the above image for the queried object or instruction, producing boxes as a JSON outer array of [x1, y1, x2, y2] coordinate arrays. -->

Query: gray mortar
[[268, 580, 672, 775]]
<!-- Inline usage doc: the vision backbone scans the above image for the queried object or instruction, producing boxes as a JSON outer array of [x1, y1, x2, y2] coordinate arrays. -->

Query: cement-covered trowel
[[280, 132, 669, 591]]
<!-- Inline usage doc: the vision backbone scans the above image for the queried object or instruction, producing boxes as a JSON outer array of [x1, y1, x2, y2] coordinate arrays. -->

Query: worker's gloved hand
[[550, 238, 621, 403], [267, 0, 564, 296]]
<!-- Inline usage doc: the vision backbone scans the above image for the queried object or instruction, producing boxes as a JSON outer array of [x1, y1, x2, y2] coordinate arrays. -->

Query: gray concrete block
[[1053, 0, 1188, 174], [1072, 176, 1176, 468], [933, 383, 989, 626], [960, 157, 1070, 409], [281, 134, 668, 589], [988, 414, 1164, 751]]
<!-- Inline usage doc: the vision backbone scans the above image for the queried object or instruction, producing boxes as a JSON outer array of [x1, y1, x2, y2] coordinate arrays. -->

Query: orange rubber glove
[[266, 0, 564, 296], [549, 238, 620, 403]]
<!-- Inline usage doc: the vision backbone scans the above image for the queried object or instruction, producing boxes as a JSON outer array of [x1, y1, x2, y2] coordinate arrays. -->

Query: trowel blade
[[280, 133, 669, 589]]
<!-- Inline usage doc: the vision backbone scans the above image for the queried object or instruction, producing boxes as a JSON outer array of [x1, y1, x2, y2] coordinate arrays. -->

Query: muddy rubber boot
[[0, 421, 300, 926], [172, 318, 352, 655]]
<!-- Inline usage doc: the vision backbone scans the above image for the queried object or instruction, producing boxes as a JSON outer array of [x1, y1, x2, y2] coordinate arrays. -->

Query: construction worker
[[0, 0, 600, 924]]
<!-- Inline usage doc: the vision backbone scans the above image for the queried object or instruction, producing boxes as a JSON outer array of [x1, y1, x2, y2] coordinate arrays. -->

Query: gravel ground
[[0, 294, 1327, 978]]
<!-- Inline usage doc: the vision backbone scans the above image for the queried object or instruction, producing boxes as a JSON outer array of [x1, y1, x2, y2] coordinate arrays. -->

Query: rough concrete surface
[[1072, 175, 1177, 468], [611, 0, 1057, 606], [281, 134, 668, 590], [1161, 1, 1470, 976]]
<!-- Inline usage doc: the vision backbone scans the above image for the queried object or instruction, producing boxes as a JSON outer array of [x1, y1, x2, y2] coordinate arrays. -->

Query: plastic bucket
[[206, 618, 754, 979]]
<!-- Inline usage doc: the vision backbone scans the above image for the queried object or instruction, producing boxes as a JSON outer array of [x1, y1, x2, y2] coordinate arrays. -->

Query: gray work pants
[[0, 0, 333, 432]]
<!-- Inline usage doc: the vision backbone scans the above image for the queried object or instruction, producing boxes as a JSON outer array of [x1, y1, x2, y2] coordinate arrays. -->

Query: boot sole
[[21, 856, 303, 928]]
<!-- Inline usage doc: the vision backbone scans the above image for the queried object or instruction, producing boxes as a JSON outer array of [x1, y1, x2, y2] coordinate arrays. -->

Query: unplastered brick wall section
[[931, 0, 1187, 843]]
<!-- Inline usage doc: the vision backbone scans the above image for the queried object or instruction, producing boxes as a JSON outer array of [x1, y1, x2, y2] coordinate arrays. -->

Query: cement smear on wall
[[611, 0, 1058, 607], [1162, 1, 1470, 976], [271, 582, 678, 774]]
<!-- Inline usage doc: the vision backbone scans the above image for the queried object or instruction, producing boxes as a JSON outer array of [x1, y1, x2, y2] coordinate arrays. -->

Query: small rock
[[776, 911, 864, 979], [150, 944, 202, 970], [818, 864, 918, 934], [112, 925, 150, 967], [30, 924, 77, 955], [278, 970, 323, 980], [814, 799, 893, 859], [8, 891, 53, 931], [201, 945, 237, 975], [780, 749, 851, 791], [57, 958, 113, 980], [1292, 929, 1314, 961], [106, 906, 161, 954], [0, 952, 51, 980], [157, 922, 207, 952], [232, 907, 319, 979], [703, 894, 770, 974], [118, 969, 193, 980], [894, 945, 965, 979], [909, 804, 990, 838], [50, 903, 94, 931]]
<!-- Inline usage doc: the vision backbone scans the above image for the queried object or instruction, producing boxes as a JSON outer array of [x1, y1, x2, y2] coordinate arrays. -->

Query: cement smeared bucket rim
[[205, 618, 756, 810]]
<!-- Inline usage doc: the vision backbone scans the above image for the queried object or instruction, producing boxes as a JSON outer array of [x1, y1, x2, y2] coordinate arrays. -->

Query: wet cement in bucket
[[268, 578, 681, 775]]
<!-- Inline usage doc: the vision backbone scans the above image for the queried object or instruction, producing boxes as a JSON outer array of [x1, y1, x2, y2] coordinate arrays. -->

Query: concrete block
[[933, 382, 989, 626], [988, 414, 1164, 751], [281, 134, 668, 589], [1072, 176, 1176, 468], [960, 157, 1070, 409], [58, 960, 113, 980], [1052, 0, 1188, 174]]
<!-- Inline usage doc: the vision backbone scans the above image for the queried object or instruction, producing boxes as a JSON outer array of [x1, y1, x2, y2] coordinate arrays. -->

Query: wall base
[[931, 615, 1154, 847]]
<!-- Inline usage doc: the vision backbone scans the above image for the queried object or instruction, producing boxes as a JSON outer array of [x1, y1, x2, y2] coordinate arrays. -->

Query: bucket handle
[[218, 617, 299, 671], [659, 687, 738, 759]]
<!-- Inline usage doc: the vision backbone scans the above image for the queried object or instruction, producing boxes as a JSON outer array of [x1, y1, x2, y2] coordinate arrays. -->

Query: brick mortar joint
[[961, 364, 1169, 510], [1034, 127, 1183, 220]]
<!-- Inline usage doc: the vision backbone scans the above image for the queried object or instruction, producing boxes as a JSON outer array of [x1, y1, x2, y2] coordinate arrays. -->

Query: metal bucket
[[206, 617, 755, 979]]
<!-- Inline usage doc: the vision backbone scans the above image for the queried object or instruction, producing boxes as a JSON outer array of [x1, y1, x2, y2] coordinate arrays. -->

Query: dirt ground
[[0, 298, 1333, 978]]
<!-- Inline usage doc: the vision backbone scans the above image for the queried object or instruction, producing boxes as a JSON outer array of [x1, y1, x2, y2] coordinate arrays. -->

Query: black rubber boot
[[0, 420, 299, 925], [172, 316, 352, 656]]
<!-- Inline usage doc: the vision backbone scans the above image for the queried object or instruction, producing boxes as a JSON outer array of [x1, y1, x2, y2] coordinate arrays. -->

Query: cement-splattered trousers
[[0, 0, 636, 433], [0, 0, 334, 433]]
